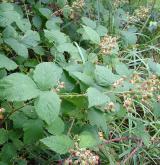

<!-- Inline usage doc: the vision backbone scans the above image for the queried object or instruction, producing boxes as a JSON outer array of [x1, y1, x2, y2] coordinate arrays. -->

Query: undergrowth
[[0, 0, 160, 165]]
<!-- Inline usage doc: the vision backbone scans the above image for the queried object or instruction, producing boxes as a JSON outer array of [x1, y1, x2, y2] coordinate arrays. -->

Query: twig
[[122, 140, 143, 164], [67, 118, 75, 136], [101, 136, 141, 145]]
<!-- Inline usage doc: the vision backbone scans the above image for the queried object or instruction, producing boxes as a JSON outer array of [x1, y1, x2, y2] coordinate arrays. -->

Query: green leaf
[[96, 25, 108, 36], [148, 59, 160, 76], [4, 38, 28, 58], [40, 135, 73, 154], [88, 109, 108, 132], [33, 62, 62, 90], [21, 30, 40, 48], [79, 129, 99, 148], [0, 129, 8, 145], [82, 25, 100, 44], [121, 30, 137, 45], [46, 17, 62, 30], [32, 46, 45, 56], [35, 91, 61, 125], [23, 119, 44, 144], [32, 15, 42, 29], [0, 53, 18, 71], [39, 8, 52, 19], [0, 10, 20, 27], [46, 117, 64, 135], [57, 43, 78, 54], [82, 17, 97, 29], [153, 102, 160, 117], [115, 63, 132, 76], [71, 71, 94, 86], [133, 122, 150, 147], [0, 143, 17, 163], [44, 30, 67, 44], [16, 18, 31, 32], [2, 25, 18, 38], [95, 65, 119, 86], [0, 73, 39, 101], [87, 87, 110, 108]]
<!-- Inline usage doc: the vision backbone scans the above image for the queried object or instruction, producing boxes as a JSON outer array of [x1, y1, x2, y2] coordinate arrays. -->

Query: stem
[[122, 140, 143, 164], [67, 118, 75, 136]]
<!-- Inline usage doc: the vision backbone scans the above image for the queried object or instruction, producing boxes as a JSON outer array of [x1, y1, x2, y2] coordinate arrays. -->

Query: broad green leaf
[[82, 17, 97, 29], [2, 26, 18, 38], [87, 87, 110, 108], [148, 59, 160, 76], [95, 65, 119, 86], [23, 119, 44, 144], [21, 30, 40, 48], [35, 91, 61, 125], [71, 71, 94, 86], [79, 130, 99, 148], [121, 30, 137, 45], [33, 62, 62, 90], [153, 102, 160, 117], [46, 17, 62, 30], [133, 122, 150, 147], [47, 117, 64, 135], [0, 143, 17, 163], [87, 109, 108, 132], [32, 46, 45, 56], [82, 25, 100, 44], [10, 111, 28, 129], [0, 53, 18, 71], [39, 8, 52, 19], [57, 43, 78, 54], [0, 129, 8, 145], [41, 135, 73, 154], [96, 25, 108, 36], [0, 10, 20, 27], [115, 63, 132, 76], [4, 38, 28, 58], [16, 18, 31, 32], [0, 73, 39, 101], [44, 30, 67, 44], [32, 15, 42, 29], [63, 94, 88, 109]]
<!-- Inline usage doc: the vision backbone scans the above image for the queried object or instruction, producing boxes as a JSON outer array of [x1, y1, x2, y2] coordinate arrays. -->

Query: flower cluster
[[64, 148, 99, 165], [72, 0, 85, 9], [113, 77, 126, 88], [70, 0, 85, 19], [128, 6, 150, 23], [99, 34, 118, 55], [122, 74, 160, 111], [113, 0, 129, 8]]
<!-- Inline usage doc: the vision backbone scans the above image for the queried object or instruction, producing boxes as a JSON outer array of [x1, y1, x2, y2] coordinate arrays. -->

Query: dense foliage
[[0, 0, 160, 164]]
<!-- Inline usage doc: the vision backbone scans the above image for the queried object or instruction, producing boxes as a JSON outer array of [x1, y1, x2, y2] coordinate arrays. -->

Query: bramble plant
[[0, 0, 160, 164]]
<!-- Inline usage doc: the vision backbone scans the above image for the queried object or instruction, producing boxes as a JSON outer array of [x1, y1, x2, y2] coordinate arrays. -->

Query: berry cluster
[[72, 0, 85, 10], [64, 148, 99, 165], [128, 6, 150, 23], [113, 0, 129, 8], [99, 34, 118, 55], [122, 74, 160, 111]]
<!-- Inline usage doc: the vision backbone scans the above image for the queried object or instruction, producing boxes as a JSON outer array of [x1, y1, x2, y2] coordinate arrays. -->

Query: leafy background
[[0, 0, 160, 164]]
